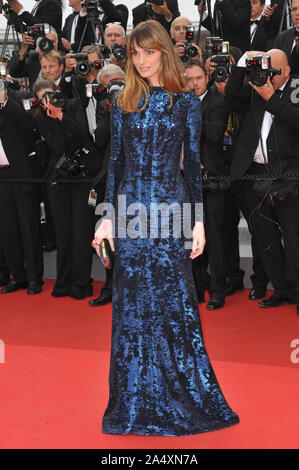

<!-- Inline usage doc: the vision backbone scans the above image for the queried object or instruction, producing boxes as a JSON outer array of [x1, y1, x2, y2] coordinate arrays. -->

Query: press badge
[[88, 188, 97, 208]]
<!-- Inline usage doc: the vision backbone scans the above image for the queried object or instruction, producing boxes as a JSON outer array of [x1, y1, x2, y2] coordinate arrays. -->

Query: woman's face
[[131, 42, 162, 87]]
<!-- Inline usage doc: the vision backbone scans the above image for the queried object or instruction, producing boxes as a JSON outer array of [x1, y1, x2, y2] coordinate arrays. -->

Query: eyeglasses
[[105, 22, 122, 29]]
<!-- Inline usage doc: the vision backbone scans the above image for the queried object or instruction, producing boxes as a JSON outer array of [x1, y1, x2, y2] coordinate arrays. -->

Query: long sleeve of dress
[[103, 101, 125, 212], [183, 93, 203, 222]]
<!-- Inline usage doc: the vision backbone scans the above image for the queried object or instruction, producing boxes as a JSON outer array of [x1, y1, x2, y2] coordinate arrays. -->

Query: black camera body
[[81, 0, 100, 23], [110, 44, 126, 62], [147, 0, 164, 5], [22, 91, 66, 111], [26, 23, 53, 53], [245, 55, 281, 87], [211, 54, 232, 83], [54, 148, 90, 180], [179, 25, 198, 63], [71, 53, 103, 76], [205, 37, 230, 57], [85, 83, 106, 98]]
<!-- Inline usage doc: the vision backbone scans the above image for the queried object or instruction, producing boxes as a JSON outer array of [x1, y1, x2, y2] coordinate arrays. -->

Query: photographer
[[7, 0, 62, 36], [133, 1, 180, 34], [89, 63, 125, 307], [102, 22, 127, 70], [184, 60, 230, 309], [40, 50, 64, 85], [0, 80, 43, 295], [225, 48, 299, 315], [204, 45, 269, 299], [74, 0, 129, 48], [274, 0, 299, 75], [60, 43, 104, 102], [249, 0, 279, 51], [170, 16, 202, 63], [9, 25, 59, 90], [61, 0, 82, 53], [199, 0, 251, 53], [32, 78, 101, 299]]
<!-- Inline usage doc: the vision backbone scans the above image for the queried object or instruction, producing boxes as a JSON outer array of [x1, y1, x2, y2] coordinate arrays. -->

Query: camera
[[110, 44, 126, 62], [0, 64, 7, 76], [81, 0, 100, 23], [22, 91, 66, 111], [54, 148, 90, 179], [211, 54, 232, 82], [194, 0, 205, 5], [41, 91, 66, 108], [85, 83, 106, 98], [179, 25, 198, 63], [26, 23, 53, 53], [0, 79, 7, 109], [205, 37, 229, 57], [71, 53, 104, 76], [106, 80, 125, 100], [147, 0, 164, 5], [245, 55, 281, 87]]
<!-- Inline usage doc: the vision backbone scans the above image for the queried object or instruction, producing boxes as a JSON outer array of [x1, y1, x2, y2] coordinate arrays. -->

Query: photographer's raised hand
[[150, 1, 172, 21]]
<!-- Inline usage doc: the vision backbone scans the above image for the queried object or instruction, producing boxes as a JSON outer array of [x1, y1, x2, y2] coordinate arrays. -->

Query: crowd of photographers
[[0, 0, 299, 316]]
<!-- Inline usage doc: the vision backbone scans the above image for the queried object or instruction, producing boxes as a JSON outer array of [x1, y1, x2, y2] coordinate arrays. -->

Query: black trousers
[[245, 181, 299, 301], [193, 190, 226, 299], [0, 247, 10, 280], [224, 181, 269, 289], [0, 172, 43, 284], [47, 181, 94, 297]]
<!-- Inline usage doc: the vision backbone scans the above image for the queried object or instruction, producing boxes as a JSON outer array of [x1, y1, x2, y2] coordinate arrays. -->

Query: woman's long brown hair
[[118, 20, 188, 113]]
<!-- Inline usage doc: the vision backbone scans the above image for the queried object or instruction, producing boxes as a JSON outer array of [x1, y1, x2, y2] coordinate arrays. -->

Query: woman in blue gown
[[94, 20, 239, 436]]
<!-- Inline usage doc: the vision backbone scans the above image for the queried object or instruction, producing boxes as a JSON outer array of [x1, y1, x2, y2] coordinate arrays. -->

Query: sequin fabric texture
[[102, 88, 239, 436]]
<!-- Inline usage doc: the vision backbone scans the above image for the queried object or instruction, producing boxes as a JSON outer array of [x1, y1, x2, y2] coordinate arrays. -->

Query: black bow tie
[[275, 89, 283, 96], [294, 30, 299, 39], [250, 19, 260, 25]]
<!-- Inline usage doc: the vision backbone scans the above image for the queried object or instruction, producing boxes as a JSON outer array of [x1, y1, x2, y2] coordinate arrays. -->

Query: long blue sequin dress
[[101, 88, 239, 436]]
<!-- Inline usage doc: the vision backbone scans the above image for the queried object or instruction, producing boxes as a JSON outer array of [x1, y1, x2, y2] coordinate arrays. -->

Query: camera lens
[[185, 44, 198, 58], [76, 60, 91, 76]]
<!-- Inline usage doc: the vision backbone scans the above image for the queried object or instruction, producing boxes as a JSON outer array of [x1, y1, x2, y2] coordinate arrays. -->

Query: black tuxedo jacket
[[19, 0, 62, 35], [250, 16, 277, 51], [274, 28, 299, 74], [132, 0, 180, 33], [0, 97, 36, 181], [9, 51, 41, 91], [200, 86, 230, 176], [74, 0, 128, 49], [225, 66, 299, 177], [202, 0, 251, 53], [62, 12, 80, 52]]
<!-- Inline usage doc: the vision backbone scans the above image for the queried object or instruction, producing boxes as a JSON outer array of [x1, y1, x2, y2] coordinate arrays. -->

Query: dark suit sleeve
[[216, 0, 251, 31], [19, 0, 62, 33], [265, 92, 299, 132], [100, 0, 129, 29], [8, 53, 28, 79], [225, 66, 252, 103], [202, 96, 230, 143], [3, 98, 34, 131]]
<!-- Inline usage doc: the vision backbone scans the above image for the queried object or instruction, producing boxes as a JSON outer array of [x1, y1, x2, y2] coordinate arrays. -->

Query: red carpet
[[0, 280, 298, 449]]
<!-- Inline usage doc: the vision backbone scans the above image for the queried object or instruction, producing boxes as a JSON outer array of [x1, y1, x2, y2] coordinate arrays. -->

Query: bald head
[[267, 49, 290, 90], [170, 16, 192, 43]]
